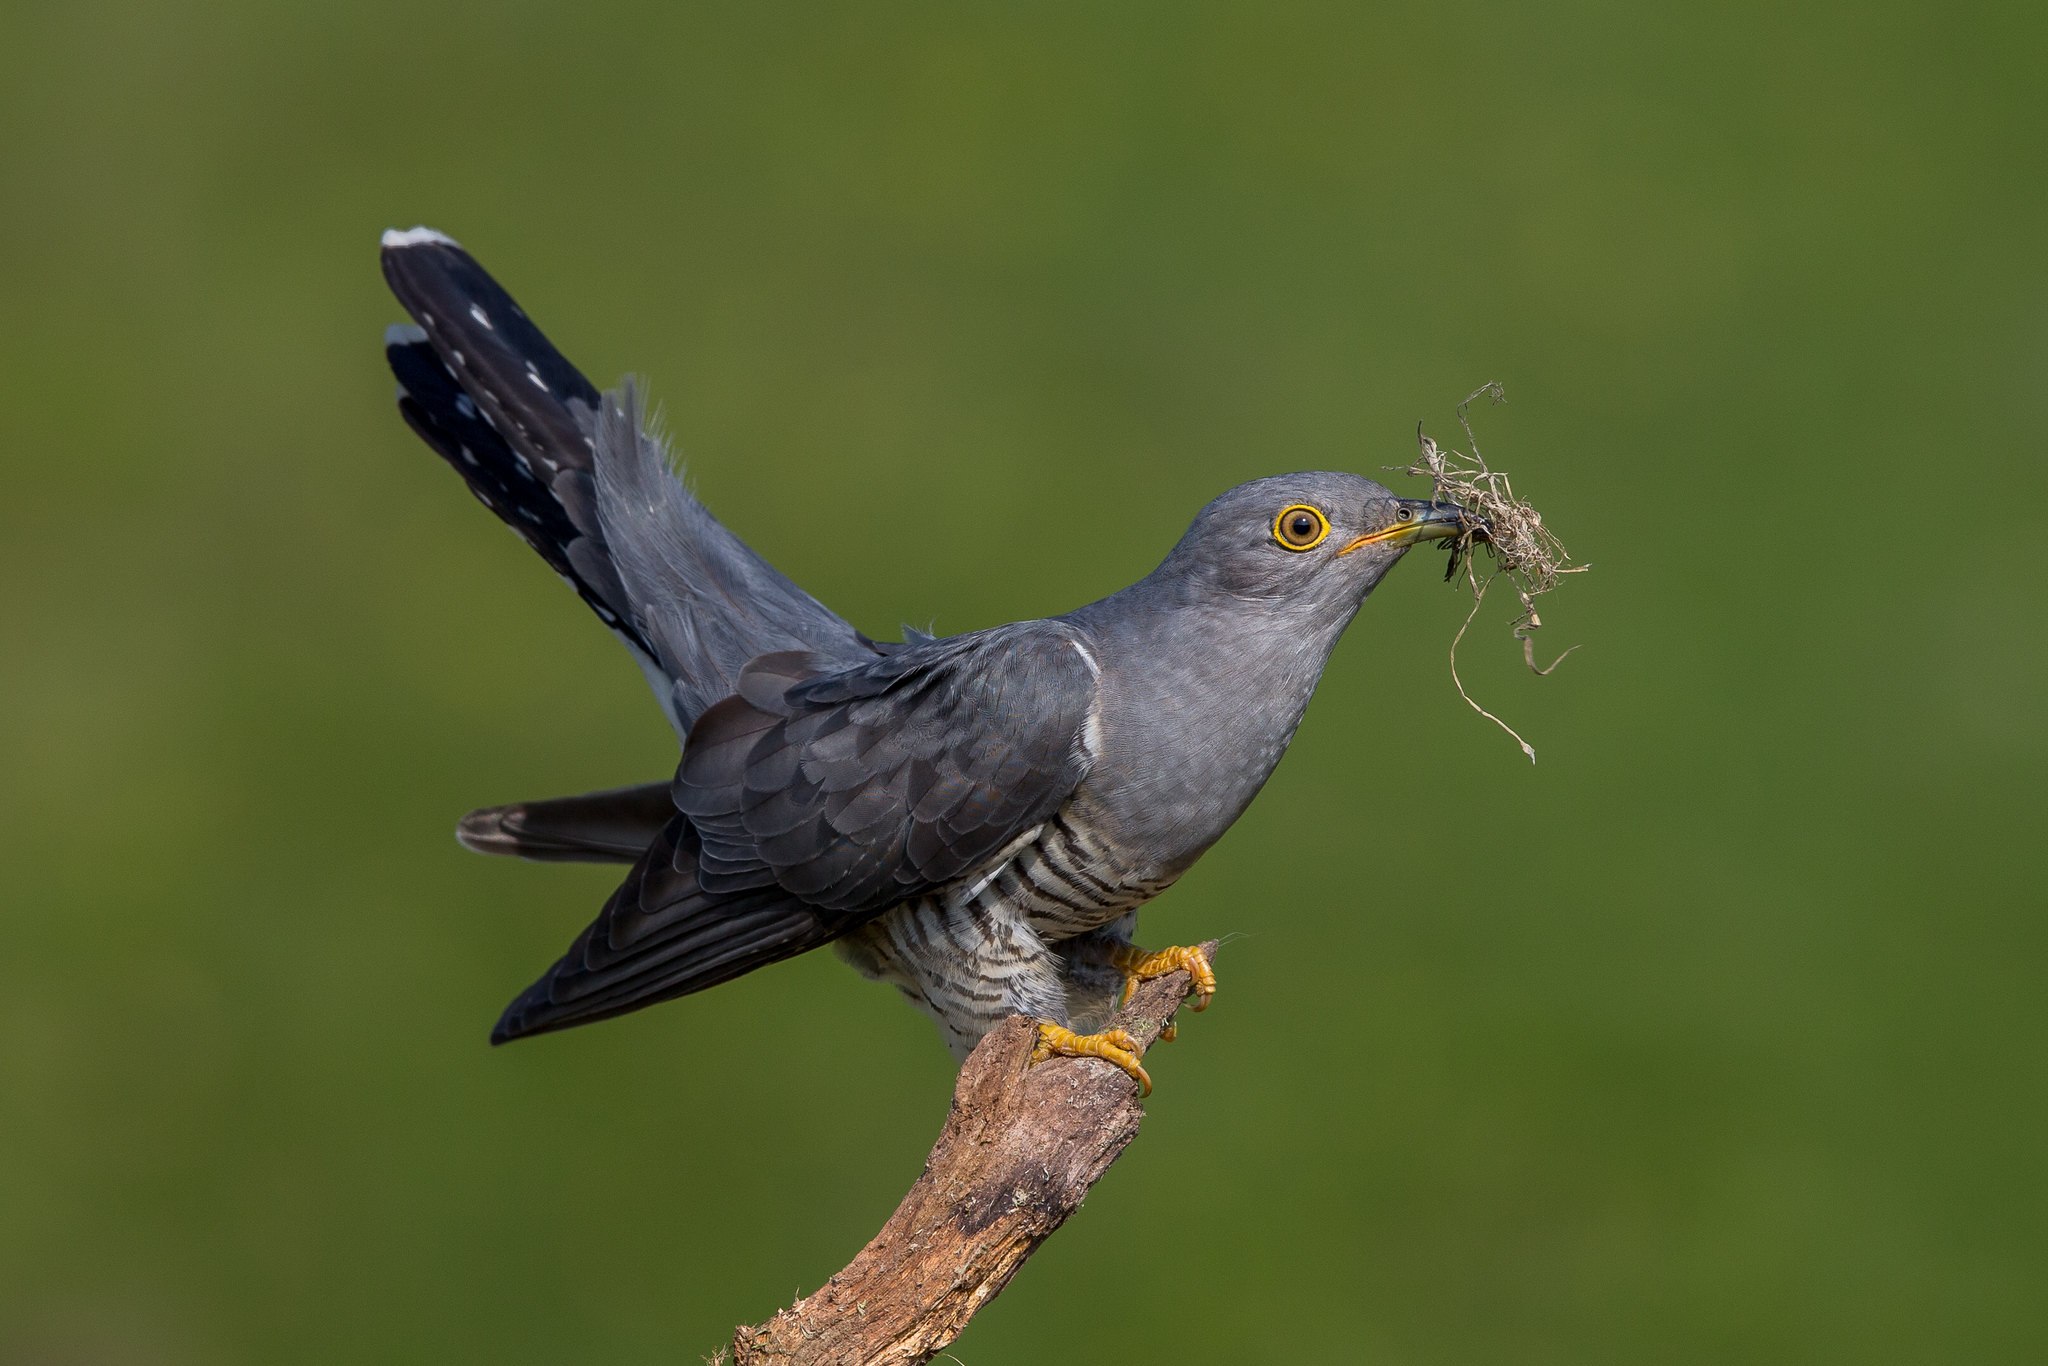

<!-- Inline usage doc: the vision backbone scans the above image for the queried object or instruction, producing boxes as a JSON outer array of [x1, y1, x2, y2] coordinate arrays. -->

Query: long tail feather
[[456, 782, 676, 864]]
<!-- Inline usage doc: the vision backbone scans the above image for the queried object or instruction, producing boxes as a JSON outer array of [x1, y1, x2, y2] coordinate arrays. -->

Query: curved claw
[[1031, 1023, 1151, 1096], [1111, 943, 1217, 1013]]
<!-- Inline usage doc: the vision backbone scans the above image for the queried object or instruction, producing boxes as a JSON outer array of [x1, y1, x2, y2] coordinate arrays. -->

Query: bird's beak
[[1337, 500, 1488, 555]]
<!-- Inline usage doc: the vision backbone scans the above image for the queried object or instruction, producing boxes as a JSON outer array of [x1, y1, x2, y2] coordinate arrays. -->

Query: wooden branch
[[730, 941, 1219, 1366]]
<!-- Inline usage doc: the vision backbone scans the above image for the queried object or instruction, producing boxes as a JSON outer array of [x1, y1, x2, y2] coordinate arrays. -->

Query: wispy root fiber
[[1392, 383, 1587, 764]]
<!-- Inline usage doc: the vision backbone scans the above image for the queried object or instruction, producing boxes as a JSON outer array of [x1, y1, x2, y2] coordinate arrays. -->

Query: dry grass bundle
[[1392, 383, 1587, 763]]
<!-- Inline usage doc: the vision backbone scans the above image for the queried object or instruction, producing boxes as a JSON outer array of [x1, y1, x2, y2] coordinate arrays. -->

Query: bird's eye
[[1395, 506, 1414, 522], [1272, 504, 1331, 552]]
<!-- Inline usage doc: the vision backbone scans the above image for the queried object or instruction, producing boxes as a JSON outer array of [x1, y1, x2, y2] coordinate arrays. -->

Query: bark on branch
[[730, 941, 1219, 1366]]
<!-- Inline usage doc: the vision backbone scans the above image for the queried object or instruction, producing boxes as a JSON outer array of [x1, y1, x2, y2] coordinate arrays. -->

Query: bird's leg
[[1032, 1023, 1152, 1096], [1109, 942, 1217, 1012], [1029, 938, 1214, 1092]]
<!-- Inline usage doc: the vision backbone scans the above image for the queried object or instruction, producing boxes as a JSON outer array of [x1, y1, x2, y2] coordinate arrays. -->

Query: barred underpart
[[837, 799, 1176, 1058]]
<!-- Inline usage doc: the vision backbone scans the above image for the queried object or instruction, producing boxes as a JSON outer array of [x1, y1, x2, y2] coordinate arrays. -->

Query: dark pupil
[[1289, 514, 1315, 540]]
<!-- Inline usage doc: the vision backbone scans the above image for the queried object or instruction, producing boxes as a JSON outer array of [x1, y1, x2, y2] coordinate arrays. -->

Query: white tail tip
[[381, 225, 459, 250]]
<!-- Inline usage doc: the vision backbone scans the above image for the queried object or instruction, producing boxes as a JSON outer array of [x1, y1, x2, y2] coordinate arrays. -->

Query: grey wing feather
[[492, 623, 1100, 1040], [490, 815, 846, 1041], [677, 621, 1100, 913]]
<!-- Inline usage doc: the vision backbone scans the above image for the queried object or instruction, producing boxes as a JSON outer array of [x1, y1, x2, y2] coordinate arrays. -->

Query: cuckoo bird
[[381, 228, 1481, 1091]]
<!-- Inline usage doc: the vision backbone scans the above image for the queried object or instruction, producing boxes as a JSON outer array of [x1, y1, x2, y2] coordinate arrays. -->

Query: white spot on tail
[[525, 363, 549, 393], [454, 393, 477, 419], [381, 225, 459, 249], [468, 303, 493, 330]]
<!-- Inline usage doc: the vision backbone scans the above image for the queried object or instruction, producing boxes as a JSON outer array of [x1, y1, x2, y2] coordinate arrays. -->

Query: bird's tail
[[379, 227, 873, 734], [380, 228, 656, 659], [456, 782, 676, 865]]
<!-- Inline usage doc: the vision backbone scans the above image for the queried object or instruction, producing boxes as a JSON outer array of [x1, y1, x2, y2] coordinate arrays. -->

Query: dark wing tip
[[490, 980, 559, 1045]]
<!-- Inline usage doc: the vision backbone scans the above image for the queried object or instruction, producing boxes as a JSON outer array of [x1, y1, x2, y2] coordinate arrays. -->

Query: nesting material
[[1392, 383, 1586, 763]]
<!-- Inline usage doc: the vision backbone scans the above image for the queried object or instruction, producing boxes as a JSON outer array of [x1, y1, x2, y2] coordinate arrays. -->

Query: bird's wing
[[490, 812, 848, 1041], [380, 228, 873, 735], [491, 623, 1101, 1041], [676, 624, 1101, 912]]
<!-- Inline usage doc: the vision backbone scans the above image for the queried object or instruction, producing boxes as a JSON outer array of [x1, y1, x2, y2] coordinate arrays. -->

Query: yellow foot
[[1111, 942, 1217, 1012], [1032, 1023, 1151, 1096]]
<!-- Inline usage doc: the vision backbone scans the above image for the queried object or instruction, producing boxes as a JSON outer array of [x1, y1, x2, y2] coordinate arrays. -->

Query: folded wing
[[492, 623, 1100, 1040]]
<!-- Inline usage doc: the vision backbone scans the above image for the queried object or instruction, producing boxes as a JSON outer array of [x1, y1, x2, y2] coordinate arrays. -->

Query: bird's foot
[[1111, 942, 1216, 1012], [1032, 1023, 1151, 1096]]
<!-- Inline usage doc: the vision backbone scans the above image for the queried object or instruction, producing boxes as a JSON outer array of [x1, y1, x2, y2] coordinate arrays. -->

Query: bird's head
[[1151, 472, 1483, 627]]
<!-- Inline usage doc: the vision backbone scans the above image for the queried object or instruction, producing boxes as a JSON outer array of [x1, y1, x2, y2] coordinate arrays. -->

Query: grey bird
[[381, 227, 1480, 1090]]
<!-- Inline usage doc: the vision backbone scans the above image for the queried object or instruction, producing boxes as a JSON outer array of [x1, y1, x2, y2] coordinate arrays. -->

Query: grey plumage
[[591, 382, 874, 733], [381, 228, 1475, 1057]]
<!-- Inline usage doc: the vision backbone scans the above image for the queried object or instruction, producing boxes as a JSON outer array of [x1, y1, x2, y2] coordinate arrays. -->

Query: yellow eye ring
[[1272, 504, 1331, 552]]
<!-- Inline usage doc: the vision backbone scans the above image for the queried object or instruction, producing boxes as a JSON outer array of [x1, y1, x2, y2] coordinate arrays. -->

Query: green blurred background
[[3, 2, 2043, 1362]]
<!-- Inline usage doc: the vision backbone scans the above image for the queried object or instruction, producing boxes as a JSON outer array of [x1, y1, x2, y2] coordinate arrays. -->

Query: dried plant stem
[[1447, 572, 1538, 764], [1393, 383, 1587, 763]]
